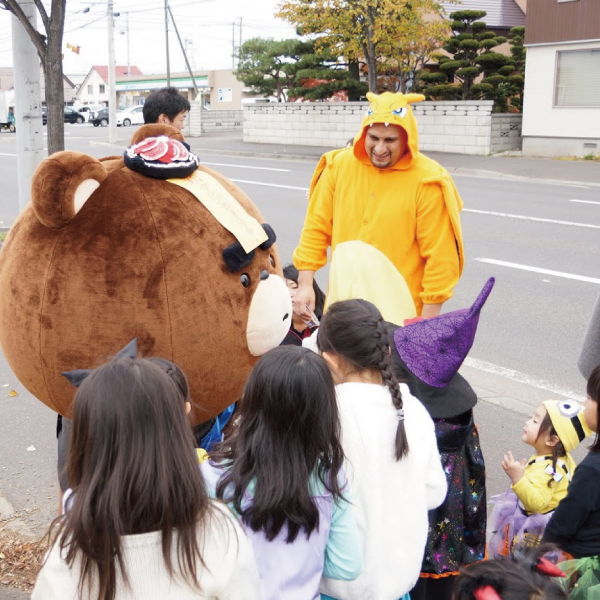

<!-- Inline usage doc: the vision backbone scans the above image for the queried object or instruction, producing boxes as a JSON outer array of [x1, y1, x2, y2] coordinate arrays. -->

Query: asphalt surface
[[0, 124, 599, 599]]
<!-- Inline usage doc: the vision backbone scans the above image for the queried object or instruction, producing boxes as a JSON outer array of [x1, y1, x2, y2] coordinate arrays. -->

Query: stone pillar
[[187, 100, 202, 138]]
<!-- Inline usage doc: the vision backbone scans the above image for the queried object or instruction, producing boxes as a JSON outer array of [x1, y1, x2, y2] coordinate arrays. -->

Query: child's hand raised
[[501, 451, 527, 485]]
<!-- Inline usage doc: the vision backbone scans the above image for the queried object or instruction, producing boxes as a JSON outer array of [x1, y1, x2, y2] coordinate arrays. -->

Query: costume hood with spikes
[[353, 92, 425, 170]]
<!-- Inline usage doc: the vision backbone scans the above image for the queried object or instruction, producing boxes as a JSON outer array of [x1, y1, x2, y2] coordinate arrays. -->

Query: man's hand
[[292, 270, 316, 322], [421, 303, 443, 318], [501, 451, 527, 485]]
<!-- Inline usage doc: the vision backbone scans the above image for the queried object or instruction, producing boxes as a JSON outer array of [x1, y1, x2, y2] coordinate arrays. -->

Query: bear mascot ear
[[31, 151, 108, 229]]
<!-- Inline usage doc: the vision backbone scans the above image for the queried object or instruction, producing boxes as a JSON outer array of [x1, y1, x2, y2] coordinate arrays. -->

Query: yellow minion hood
[[354, 91, 425, 169]]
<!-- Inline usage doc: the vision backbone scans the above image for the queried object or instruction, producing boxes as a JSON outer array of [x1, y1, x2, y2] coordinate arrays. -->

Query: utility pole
[[126, 12, 130, 76], [239, 17, 242, 55], [232, 22, 235, 69], [11, 0, 44, 212], [165, 0, 171, 86], [107, 0, 117, 144], [167, 6, 198, 97]]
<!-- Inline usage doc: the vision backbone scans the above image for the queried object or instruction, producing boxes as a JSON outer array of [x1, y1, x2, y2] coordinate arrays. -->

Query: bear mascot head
[[0, 124, 292, 425]]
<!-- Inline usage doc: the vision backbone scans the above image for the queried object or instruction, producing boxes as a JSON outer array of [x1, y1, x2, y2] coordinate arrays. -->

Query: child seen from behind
[[316, 299, 447, 600], [33, 357, 259, 600], [202, 345, 362, 600]]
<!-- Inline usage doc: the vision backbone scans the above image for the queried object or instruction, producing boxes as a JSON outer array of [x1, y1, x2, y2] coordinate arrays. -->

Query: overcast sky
[[0, 0, 299, 77]]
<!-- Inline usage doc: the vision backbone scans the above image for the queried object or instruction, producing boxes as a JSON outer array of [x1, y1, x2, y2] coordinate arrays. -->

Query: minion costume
[[488, 400, 592, 559], [293, 92, 464, 322]]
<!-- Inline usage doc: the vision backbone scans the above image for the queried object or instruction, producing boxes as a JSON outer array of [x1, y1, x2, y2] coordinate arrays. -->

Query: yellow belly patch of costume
[[326, 240, 416, 325]]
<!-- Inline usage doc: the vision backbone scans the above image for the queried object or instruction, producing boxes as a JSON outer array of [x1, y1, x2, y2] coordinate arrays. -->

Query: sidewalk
[[187, 130, 600, 187]]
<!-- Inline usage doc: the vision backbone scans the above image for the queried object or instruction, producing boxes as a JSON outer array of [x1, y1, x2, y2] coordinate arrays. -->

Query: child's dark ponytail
[[375, 318, 409, 459], [317, 298, 409, 461]]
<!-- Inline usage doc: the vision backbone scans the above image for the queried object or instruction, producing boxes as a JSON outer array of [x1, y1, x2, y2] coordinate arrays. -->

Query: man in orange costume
[[292, 92, 465, 324]]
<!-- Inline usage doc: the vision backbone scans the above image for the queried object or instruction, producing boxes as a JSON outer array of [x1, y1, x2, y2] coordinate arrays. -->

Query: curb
[[0, 493, 38, 540]]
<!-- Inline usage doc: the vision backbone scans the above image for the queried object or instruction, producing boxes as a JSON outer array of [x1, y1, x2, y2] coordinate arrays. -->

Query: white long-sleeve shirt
[[32, 502, 259, 600], [320, 382, 447, 600]]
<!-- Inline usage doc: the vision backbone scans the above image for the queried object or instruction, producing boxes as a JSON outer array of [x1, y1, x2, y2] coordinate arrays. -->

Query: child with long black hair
[[543, 363, 600, 599], [202, 345, 362, 600], [316, 299, 447, 600], [33, 357, 259, 600]]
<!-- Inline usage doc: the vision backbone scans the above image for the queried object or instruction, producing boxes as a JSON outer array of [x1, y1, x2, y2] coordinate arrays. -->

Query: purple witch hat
[[393, 278, 495, 388]]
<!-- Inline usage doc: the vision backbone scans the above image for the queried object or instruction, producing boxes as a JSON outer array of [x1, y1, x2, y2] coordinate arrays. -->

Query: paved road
[[0, 125, 597, 598]]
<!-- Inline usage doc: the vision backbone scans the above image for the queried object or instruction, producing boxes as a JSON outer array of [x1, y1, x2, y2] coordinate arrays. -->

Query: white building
[[521, 0, 600, 157], [75, 65, 143, 106]]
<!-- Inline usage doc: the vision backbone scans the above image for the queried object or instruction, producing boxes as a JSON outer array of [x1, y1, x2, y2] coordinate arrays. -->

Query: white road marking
[[475, 258, 600, 284], [203, 162, 291, 172], [0, 152, 17, 157], [465, 357, 586, 403], [230, 178, 308, 191], [570, 199, 600, 205], [464, 208, 600, 229]]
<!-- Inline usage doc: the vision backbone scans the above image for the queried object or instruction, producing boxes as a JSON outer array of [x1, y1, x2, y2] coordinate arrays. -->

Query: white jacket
[[320, 382, 447, 600], [32, 502, 259, 600]]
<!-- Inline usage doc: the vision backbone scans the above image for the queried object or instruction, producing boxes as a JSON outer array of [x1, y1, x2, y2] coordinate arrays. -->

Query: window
[[555, 49, 600, 107], [99, 84, 105, 94], [87, 84, 93, 94]]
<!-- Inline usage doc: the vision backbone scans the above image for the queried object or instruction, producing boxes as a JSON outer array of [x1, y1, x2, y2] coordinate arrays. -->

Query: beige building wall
[[207, 70, 247, 110], [0, 67, 15, 91]]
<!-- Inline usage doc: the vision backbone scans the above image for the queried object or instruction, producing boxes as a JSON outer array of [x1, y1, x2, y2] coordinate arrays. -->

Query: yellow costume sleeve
[[511, 456, 572, 514], [293, 151, 340, 272], [416, 181, 461, 305]]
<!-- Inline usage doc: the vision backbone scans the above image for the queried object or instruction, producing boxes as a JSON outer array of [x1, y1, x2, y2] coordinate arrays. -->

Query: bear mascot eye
[[241, 274, 251, 288]]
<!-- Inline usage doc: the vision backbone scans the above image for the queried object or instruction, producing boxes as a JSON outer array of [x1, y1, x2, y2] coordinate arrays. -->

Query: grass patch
[[583, 152, 600, 161], [0, 232, 7, 242]]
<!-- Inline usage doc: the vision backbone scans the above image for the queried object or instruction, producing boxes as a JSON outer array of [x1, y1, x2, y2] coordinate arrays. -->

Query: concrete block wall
[[201, 110, 243, 133], [490, 114, 523, 153], [243, 100, 505, 155]]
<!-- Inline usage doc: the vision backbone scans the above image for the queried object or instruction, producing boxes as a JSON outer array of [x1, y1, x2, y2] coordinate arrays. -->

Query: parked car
[[116, 105, 144, 127], [42, 106, 85, 125], [91, 108, 109, 127], [77, 104, 105, 122]]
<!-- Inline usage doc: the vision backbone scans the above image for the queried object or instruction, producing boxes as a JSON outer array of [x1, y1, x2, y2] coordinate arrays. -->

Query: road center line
[[463, 208, 600, 229], [570, 199, 600, 205], [203, 162, 291, 172], [230, 178, 308, 191], [475, 258, 600, 284], [464, 357, 586, 403]]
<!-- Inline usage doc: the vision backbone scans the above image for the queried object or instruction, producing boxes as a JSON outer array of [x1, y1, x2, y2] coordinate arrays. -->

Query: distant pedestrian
[[34, 355, 259, 600], [143, 86, 190, 131]]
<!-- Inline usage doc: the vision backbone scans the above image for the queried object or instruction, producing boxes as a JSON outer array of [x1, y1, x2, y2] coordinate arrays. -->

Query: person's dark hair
[[211, 345, 345, 543], [283, 264, 326, 319], [146, 356, 190, 402], [317, 299, 409, 460], [143, 87, 191, 124], [587, 363, 600, 452], [49, 358, 211, 600], [453, 543, 568, 600], [536, 413, 567, 487]]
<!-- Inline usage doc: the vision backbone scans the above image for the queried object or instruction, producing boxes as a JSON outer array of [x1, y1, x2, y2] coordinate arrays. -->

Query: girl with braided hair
[[316, 299, 447, 600]]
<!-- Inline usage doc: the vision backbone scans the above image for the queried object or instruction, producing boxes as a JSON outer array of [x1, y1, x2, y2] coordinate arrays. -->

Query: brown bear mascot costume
[[0, 124, 292, 427]]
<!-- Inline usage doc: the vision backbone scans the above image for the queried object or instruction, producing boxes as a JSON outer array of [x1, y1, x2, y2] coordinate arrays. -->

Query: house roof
[[440, 0, 526, 28], [91, 65, 143, 82]]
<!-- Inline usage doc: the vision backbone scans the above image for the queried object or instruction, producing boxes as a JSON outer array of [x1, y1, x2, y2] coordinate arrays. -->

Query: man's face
[[158, 109, 187, 132], [364, 123, 407, 169]]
